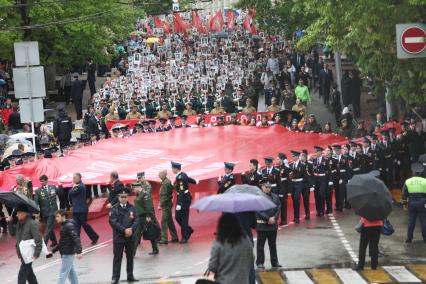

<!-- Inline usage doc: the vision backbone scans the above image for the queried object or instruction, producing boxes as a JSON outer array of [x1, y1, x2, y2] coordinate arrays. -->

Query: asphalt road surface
[[1, 200, 425, 284]]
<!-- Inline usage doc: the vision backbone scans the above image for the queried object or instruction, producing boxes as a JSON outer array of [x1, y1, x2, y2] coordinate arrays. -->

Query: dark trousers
[[358, 226, 381, 269], [264, 89, 273, 106], [72, 212, 99, 242], [74, 99, 83, 120], [88, 80, 96, 96], [314, 177, 327, 214], [278, 195, 288, 224], [292, 181, 304, 220], [134, 215, 159, 254], [175, 204, 193, 240], [63, 86, 71, 104], [256, 230, 278, 266], [336, 179, 348, 209], [41, 215, 57, 245], [18, 260, 38, 284], [407, 200, 426, 241], [352, 98, 361, 118], [59, 187, 70, 210], [112, 241, 134, 281], [303, 187, 310, 218], [325, 184, 333, 213]]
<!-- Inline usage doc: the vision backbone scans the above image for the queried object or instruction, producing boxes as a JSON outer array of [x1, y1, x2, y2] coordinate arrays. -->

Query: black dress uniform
[[304, 154, 314, 220], [333, 145, 351, 211], [241, 159, 262, 188], [277, 153, 292, 225], [324, 152, 337, 214], [398, 125, 412, 181], [349, 142, 363, 176], [370, 135, 384, 171], [379, 130, 393, 188], [172, 162, 197, 243], [312, 146, 330, 216], [289, 151, 307, 223], [109, 188, 138, 284], [255, 182, 281, 269], [362, 138, 374, 173], [260, 157, 281, 197], [217, 163, 236, 194]]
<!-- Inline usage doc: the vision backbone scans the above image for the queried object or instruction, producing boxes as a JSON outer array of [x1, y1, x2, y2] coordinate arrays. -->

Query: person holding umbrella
[[255, 180, 281, 269], [7, 205, 43, 284], [346, 174, 392, 271]]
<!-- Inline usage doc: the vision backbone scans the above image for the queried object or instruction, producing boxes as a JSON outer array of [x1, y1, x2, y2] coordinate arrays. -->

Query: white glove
[[310, 187, 315, 191], [195, 179, 199, 184], [328, 182, 334, 186], [176, 205, 182, 211]]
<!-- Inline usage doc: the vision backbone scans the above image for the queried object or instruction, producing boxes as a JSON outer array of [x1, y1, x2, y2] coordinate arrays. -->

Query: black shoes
[[170, 238, 179, 243], [293, 219, 300, 224], [257, 264, 265, 269], [148, 250, 159, 255], [127, 275, 139, 282], [179, 238, 188, 244], [405, 239, 412, 243], [272, 263, 282, 268], [111, 279, 119, 284], [352, 266, 363, 271], [91, 236, 99, 246]]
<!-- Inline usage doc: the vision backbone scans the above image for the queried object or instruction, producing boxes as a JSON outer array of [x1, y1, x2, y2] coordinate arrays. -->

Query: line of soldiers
[[217, 131, 408, 224]]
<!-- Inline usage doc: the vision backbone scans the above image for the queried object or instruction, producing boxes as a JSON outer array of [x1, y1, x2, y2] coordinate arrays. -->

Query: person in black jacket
[[52, 209, 82, 284], [109, 187, 138, 283], [87, 58, 96, 97], [71, 74, 84, 120], [53, 105, 72, 148], [87, 111, 108, 139], [349, 70, 362, 118], [8, 105, 22, 132], [107, 171, 125, 209], [255, 180, 281, 269], [68, 173, 99, 245]]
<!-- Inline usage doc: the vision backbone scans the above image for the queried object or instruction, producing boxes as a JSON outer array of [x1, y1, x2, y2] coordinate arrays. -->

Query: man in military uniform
[[324, 146, 336, 214], [141, 121, 151, 133], [302, 114, 322, 133], [171, 161, 197, 243], [109, 187, 138, 283], [302, 150, 314, 220], [289, 151, 307, 224], [312, 146, 329, 217], [34, 175, 60, 247], [132, 172, 159, 255], [156, 118, 169, 132], [158, 170, 179, 244], [241, 159, 262, 187], [398, 122, 412, 182], [333, 144, 351, 211], [215, 116, 226, 126], [350, 142, 364, 176], [260, 157, 281, 198], [226, 113, 241, 125], [12, 174, 33, 200], [276, 153, 291, 225], [217, 162, 236, 194], [362, 137, 374, 173], [341, 144, 354, 208], [402, 176, 426, 243], [255, 181, 281, 269], [370, 134, 384, 172], [379, 130, 393, 187]]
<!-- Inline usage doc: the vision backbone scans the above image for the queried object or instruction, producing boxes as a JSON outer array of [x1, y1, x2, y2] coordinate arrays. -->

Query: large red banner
[[105, 112, 274, 131], [0, 126, 346, 191]]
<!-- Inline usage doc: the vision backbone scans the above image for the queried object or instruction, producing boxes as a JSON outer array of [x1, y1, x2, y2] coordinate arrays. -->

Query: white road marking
[[283, 270, 314, 284], [179, 277, 205, 284], [328, 215, 358, 262], [334, 268, 367, 284], [383, 266, 422, 283]]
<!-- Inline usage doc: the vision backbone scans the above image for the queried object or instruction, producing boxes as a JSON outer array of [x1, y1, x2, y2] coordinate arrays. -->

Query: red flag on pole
[[243, 14, 251, 32], [143, 23, 152, 34], [154, 17, 171, 34], [225, 11, 235, 29], [192, 10, 205, 33], [173, 12, 192, 35], [209, 10, 223, 33]]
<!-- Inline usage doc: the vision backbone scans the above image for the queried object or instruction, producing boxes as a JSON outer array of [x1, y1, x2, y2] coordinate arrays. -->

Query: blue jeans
[[57, 255, 79, 284]]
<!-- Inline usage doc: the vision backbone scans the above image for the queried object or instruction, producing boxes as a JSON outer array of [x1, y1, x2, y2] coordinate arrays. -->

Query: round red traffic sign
[[401, 26, 426, 54]]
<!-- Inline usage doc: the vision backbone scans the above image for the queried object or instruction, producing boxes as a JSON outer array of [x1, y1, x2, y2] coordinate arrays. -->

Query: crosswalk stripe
[[334, 268, 367, 284], [258, 271, 286, 284], [361, 268, 394, 283], [283, 270, 314, 284], [383, 266, 422, 283], [407, 264, 426, 281], [306, 268, 341, 284], [179, 277, 205, 284]]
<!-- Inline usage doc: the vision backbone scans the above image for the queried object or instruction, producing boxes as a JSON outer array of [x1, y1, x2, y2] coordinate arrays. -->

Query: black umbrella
[[0, 192, 40, 214], [225, 184, 264, 196], [346, 174, 392, 221], [276, 109, 302, 122]]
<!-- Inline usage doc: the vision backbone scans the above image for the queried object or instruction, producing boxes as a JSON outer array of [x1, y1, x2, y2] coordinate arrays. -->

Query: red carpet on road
[[0, 125, 346, 190]]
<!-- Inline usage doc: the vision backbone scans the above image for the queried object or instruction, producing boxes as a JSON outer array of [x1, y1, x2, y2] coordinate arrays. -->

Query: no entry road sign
[[396, 23, 426, 59]]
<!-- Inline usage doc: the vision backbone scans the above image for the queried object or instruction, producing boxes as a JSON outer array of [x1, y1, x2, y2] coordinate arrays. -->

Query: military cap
[[149, 120, 156, 125], [264, 157, 273, 163], [332, 144, 342, 150], [16, 159, 23, 165], [250, 159, 259, 165], [12, 150, 23, 156], [370, 134, 378, 140], [309, 114, 315, 118], [50, 146, 59, 153], [181, 115, 188, 120], [117, 187, 130, 196], [278, 153, 287, 160], [6, 154, 17, 161], [135, 123, 142, 129], [137, 172, 145, 178], [142, 121, 150, 126], [169, 116, 176, 121], [224, 162, 235, 170], [363, 137, 371, 144], [380, 129, 389, 136], [171, 161, 182, 170], [159, 118, 167, 124], [314, 146, 324, 152], [24, 152, 36, 157], [291, 150, 301, 157], [120, 125, 129, 131], [349, 141, 357, 148]]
